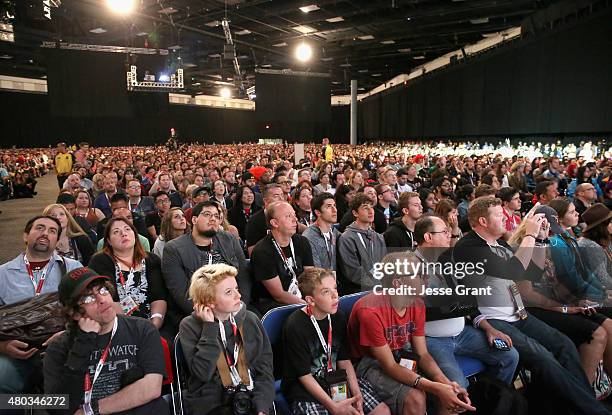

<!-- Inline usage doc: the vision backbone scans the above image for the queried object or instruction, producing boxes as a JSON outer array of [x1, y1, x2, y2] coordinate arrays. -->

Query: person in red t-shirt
[[499, 187, 522, 241], [347, 252, 476, 415]]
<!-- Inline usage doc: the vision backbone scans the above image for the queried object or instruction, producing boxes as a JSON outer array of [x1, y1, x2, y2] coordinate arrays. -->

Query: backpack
[[468, 376, 528, 415]]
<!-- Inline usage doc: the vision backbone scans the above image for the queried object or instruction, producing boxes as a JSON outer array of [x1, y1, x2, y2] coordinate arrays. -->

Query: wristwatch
[[562, 305, 568, 314]]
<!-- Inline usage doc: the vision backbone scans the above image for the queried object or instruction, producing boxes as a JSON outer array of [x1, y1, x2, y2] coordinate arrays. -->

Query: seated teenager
[[179, 264, 275, 415], [44, 267, 166, 415], [282, 268, 391, 415], [347, 252, 476, 415], [337, 194, 387, 295]]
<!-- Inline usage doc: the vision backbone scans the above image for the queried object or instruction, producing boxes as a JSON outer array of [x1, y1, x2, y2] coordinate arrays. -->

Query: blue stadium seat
[[261, 304, 303, 415], [173, 334, 188, 415], [456, 355, 486, 378], [338, 291, 368, 316], [338, 291, 486, 379]]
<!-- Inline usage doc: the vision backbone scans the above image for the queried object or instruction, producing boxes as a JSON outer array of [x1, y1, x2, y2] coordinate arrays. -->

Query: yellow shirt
[[55, 153, 73, 175], [324, 145, 333, 162]]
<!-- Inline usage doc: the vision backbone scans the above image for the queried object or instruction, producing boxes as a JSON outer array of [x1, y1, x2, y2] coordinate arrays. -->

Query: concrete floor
[[0, 173, 59, 264]]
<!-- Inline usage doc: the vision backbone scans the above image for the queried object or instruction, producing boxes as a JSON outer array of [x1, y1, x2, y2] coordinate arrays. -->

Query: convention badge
[[508, 283, 528, 319], [324, 370, 349, 402], [119, 295, 139, 315], [288, 279, 302, 298], [397, 350, 420, 372]]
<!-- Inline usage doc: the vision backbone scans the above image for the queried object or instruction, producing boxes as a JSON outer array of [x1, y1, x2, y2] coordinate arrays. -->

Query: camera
[[223, 383, 253, 415]]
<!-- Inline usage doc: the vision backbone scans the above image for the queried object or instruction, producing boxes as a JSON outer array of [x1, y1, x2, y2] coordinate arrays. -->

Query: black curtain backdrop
[[358, 9, 612, 140], [255, 72, 332, 140], [0, 90, 352, 147]]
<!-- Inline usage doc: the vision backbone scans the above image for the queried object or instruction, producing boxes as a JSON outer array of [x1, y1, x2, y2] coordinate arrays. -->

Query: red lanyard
[[84, 317, 118, 405], [114, 257, 135, 288], [23, 255, 52, 296]]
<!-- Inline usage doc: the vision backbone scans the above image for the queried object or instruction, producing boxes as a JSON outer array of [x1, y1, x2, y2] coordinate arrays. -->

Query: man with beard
[[432, 178, 454, 202], [0, 216, 82, 393], [162, 201, 250, 334]]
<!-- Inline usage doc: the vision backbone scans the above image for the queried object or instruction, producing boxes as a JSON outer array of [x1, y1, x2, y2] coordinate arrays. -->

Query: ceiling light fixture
[[295, 42, 312, 62], [326, 16, 344, 23], [220, 87, 231, 99], [293, 25, 316, 34], [299, 5, 320, 13], [107, 0, 135, 14]]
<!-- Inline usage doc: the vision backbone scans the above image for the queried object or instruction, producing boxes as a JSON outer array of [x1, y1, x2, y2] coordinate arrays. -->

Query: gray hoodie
[[179, 303, 275, 414], [302, 224, 341, 271], [337, 223, 387, 294]]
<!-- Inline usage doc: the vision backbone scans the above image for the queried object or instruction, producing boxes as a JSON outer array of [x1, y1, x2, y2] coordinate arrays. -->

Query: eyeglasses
[[79, 286, 110, 305], [200, 211, 221, 220], [428, 228, 450, 235], [157, 199, 171, 204]]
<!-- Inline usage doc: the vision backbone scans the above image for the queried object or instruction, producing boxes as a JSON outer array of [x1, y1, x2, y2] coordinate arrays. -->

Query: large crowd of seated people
[[0, 137, 611, 414]]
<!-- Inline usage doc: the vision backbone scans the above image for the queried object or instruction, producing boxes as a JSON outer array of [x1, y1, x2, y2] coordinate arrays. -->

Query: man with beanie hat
[[44, 267, 167, 415]]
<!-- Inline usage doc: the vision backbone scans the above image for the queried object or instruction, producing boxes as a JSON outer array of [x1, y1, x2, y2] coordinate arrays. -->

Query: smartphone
[[492, 339, 511, 351]]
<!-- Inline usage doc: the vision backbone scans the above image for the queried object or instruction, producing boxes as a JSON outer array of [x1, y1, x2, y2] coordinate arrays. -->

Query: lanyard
[[114, 258, 146, 291], [406, 229, 415, 249], [84, 317, 118, 405], [219, 314, 252, 387], [203, 240, 214, 265], [272, 237, 297, 278], [318, 226, 335, 263], [308, 309, 333, 372], [357, 233, 373, 259], [129, 198, 140, 212], [23, 255, 53, 295]]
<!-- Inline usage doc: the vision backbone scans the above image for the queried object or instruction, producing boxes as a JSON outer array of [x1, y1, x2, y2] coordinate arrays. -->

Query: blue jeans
[[426, 325, 519, 388], [489, 314, 611, 415], [0, 354, 38, 393]]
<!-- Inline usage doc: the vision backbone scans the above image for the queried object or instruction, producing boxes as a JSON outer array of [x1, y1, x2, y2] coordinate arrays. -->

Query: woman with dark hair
[[153, 207, 189, 260], [12, 171, 33, 198], [548, 199, 608, 304], [74, 189, 105, 228], [418, 187, 436, 214], [578, 204, 612, 290], [433, 199, 462, 246], [292, 185, 314, 233], [228, 185, 261, 241], [334, 184, 356, 221], [88, 217, 168, 331]]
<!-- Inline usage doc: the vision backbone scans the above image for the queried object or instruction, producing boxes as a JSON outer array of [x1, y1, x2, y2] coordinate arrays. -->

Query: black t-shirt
[[196, 243, 227, 266], [281, 309, 350, 403], [86, 316, 166, 401], [87, 253, 167, 319], [406, 177, 423, 191], [246, 209, 268, 248], [145, 212, 163, 234], [251, 234, 314, 302]]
